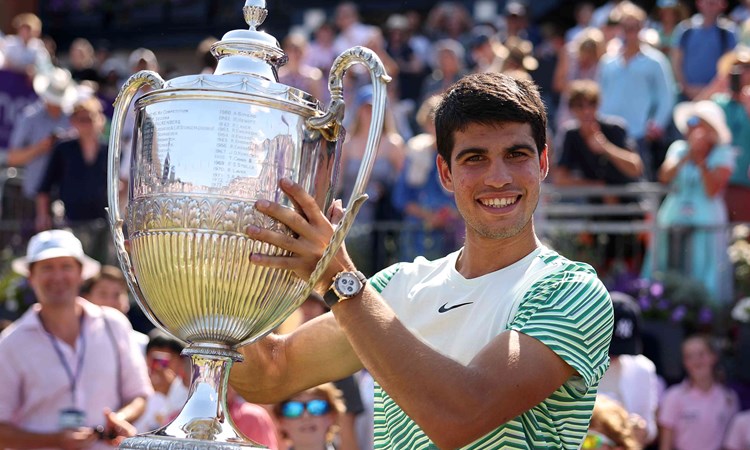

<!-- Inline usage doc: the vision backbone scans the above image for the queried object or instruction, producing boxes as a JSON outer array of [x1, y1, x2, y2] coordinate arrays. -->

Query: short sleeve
[[509, 267, 613, 394], [707, 144, 736, 171], [0, 339, 22, 422], [664, 140, 688, 164]]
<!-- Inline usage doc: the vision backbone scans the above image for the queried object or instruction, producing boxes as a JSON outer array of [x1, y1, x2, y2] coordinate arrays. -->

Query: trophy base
[[120, 435, 267, 449]]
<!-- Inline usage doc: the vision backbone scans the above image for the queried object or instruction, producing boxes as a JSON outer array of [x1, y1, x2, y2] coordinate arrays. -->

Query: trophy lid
[[210, 0, 288, 81]]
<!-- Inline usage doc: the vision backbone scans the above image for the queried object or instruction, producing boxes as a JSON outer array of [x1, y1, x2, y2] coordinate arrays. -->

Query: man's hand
[[99, 408, 137, 446], [247, 178, 354, 286], [57, 427, 98, 450]]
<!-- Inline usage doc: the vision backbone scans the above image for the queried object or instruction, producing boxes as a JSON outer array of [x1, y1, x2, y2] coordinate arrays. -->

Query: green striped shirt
[[369, 246, 613, 449]]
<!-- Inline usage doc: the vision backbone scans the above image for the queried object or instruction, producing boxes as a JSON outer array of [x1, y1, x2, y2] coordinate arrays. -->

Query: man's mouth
[[478, 196, 519, 208]]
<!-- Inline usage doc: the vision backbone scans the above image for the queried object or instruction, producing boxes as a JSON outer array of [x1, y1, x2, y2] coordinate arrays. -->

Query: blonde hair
[[589, 395, 640, 450], [611, 1, 648, 24]]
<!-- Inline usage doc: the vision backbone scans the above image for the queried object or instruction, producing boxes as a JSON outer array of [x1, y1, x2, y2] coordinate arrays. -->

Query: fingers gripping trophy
[[107, 1, 389, 448]]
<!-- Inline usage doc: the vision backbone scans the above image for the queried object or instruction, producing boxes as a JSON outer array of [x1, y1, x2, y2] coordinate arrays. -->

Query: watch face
[[335, 273, 361, 297]]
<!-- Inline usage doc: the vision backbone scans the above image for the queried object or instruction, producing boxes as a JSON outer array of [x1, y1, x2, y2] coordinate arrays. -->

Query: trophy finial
[[243, 0, 268, 31]]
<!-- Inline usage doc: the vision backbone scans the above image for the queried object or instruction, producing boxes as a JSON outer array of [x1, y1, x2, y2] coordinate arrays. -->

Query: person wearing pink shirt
[[0, 229, 153, 449], [658, 334, 739, 450]]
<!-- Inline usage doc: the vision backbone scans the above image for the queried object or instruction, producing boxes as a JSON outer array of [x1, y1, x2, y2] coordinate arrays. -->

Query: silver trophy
[[107, 1, 389, 448]]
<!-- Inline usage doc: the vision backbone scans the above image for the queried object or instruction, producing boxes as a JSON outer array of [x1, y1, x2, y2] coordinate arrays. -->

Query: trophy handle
[[106, 70, 169, 336], [305, 46, 390, 292]]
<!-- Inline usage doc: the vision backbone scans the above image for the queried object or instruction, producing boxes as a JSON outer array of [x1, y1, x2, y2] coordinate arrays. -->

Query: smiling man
[[231, 72, 614, 449]]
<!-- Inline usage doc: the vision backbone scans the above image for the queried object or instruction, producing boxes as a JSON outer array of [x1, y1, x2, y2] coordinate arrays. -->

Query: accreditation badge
[[58, 408, 86, 429]]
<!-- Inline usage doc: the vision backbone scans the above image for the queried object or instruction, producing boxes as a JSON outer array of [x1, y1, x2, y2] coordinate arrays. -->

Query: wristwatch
[[328, 270, 367, 307]]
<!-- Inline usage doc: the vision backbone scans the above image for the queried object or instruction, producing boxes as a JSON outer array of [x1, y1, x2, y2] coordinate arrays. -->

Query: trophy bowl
[[107, 1, 389, 448]]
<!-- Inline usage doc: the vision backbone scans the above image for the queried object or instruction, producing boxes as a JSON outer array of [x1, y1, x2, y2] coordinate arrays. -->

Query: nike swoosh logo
[[438, 302, 474, 313]]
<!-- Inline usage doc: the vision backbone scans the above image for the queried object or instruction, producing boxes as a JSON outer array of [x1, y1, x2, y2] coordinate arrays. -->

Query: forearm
[[231, 313, 362, 404], [698, 165, 730, 197], [0, 423, 61, 448], [602, 141, 643, 179], [657, 158, 685, 184], [116, 396, 146, 423], [7, 143, 45, 167]]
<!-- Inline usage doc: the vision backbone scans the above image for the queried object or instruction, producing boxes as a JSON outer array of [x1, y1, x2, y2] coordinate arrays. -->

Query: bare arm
[[595, 133, 644, 179], [657, 155, 686, 185], [659, 425, 674, 450], [697, 164, 732, 197], [230, 312, 363, 404], [115, 396, 146, 423], [7, 136, 56, 167]]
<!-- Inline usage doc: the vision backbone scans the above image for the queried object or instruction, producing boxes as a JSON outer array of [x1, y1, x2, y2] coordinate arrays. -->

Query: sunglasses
[[582, 430, 616, 449], [686, 115, 702, 128], [280, 399, 330, 418]]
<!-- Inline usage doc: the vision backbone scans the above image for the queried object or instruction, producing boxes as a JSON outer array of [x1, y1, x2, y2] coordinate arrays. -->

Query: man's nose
[[485, 159, 512, 187]]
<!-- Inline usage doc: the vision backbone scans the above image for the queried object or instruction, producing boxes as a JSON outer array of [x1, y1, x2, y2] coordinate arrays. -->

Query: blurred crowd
[[0, 0, 750, 449]]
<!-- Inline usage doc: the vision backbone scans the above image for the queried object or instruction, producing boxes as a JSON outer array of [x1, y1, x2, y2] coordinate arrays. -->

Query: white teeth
[[481, 197, 517, 208]]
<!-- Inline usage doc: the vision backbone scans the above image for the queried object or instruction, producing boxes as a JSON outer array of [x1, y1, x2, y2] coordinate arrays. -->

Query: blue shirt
[[673, 15, 737, 87], [8, 101, 71, 199], [598, 46, 675, 139]]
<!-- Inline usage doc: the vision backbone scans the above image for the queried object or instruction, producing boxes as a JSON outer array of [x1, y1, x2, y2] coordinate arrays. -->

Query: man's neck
[[457, 224, 540, 279], [38, 301, 83, 347]]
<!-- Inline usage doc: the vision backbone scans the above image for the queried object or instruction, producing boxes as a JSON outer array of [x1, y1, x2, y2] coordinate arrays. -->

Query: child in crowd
[[658, 334, 740, 450], [273, 383, 346, 450]]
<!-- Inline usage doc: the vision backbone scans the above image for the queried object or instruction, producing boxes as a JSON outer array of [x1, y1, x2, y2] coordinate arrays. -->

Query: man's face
[[28, 257, 84, 307], [437, 122, 547, 242], [697, 0, 727, 16], [87, 278, 129, 313], [570, 98, 598, 123]]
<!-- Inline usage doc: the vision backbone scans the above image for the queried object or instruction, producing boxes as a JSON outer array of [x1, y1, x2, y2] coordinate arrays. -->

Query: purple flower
[[649, 282, 665, 298], [638, 295, 652, 310], [699, 307, 713, 324], [671, 306, 687, 322], [657, 299, 670, 311]]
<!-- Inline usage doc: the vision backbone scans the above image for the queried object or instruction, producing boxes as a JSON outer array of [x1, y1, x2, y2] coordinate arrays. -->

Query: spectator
[[273, 383, 346, 450], [133, 330, 188, 433], [498, 1, 540, 45], [338, 84, 404, 276], [278, 32, 324, 102], [196, 36, 218, 75], [598, 1, 675, 180], [0, 229, 151, 448], [644, 100, 735, 306], [420, 38, 467, 102], [392, 95, 461, 262], [585, 395, 641, 450], [501, 36, 539, 81], [423, 2, 473, 44], [696, 47, 750, 222], [36, 94, 113, 264], [555, 79, 643, 186], [723, 410, 750, 450], [7, 67, 76, 189], [592, 0, 627, 28], [597, 292, 659, 446], [332, 2, 376, 55], [1, 13, 53, 79], [227, 386, 279, 450], [649, 0, 690, 57], [566, 2, 595, 43], [80, 265, 149, 354], [67, 37, 100, 84], [467, 27, 507, 74], [385, 13, 430, 105], [658, 334, 740, 450], [731, 0, 750, 24], [672, 0, 737, 100], [553, 27, 606, 132]]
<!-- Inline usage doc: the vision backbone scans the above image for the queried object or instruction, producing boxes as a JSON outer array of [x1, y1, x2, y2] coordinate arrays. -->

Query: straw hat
[[717, 45, 750, 77], [33, 68, 78, 112], [673, 100, 732, 145]]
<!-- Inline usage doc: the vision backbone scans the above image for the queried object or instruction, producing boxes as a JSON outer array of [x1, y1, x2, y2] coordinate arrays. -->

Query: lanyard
[[43, 313, 86, 405]]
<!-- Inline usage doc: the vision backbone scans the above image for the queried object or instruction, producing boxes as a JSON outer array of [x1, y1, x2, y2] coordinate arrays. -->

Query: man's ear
[[540, 144, 549, 181], [437, 154, 453, 193]]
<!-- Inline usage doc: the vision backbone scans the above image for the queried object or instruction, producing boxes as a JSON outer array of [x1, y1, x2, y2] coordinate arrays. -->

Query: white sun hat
[[12, 229, 101, 279], [673, 100, 733, 145], [32, 67, 78, 113]]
